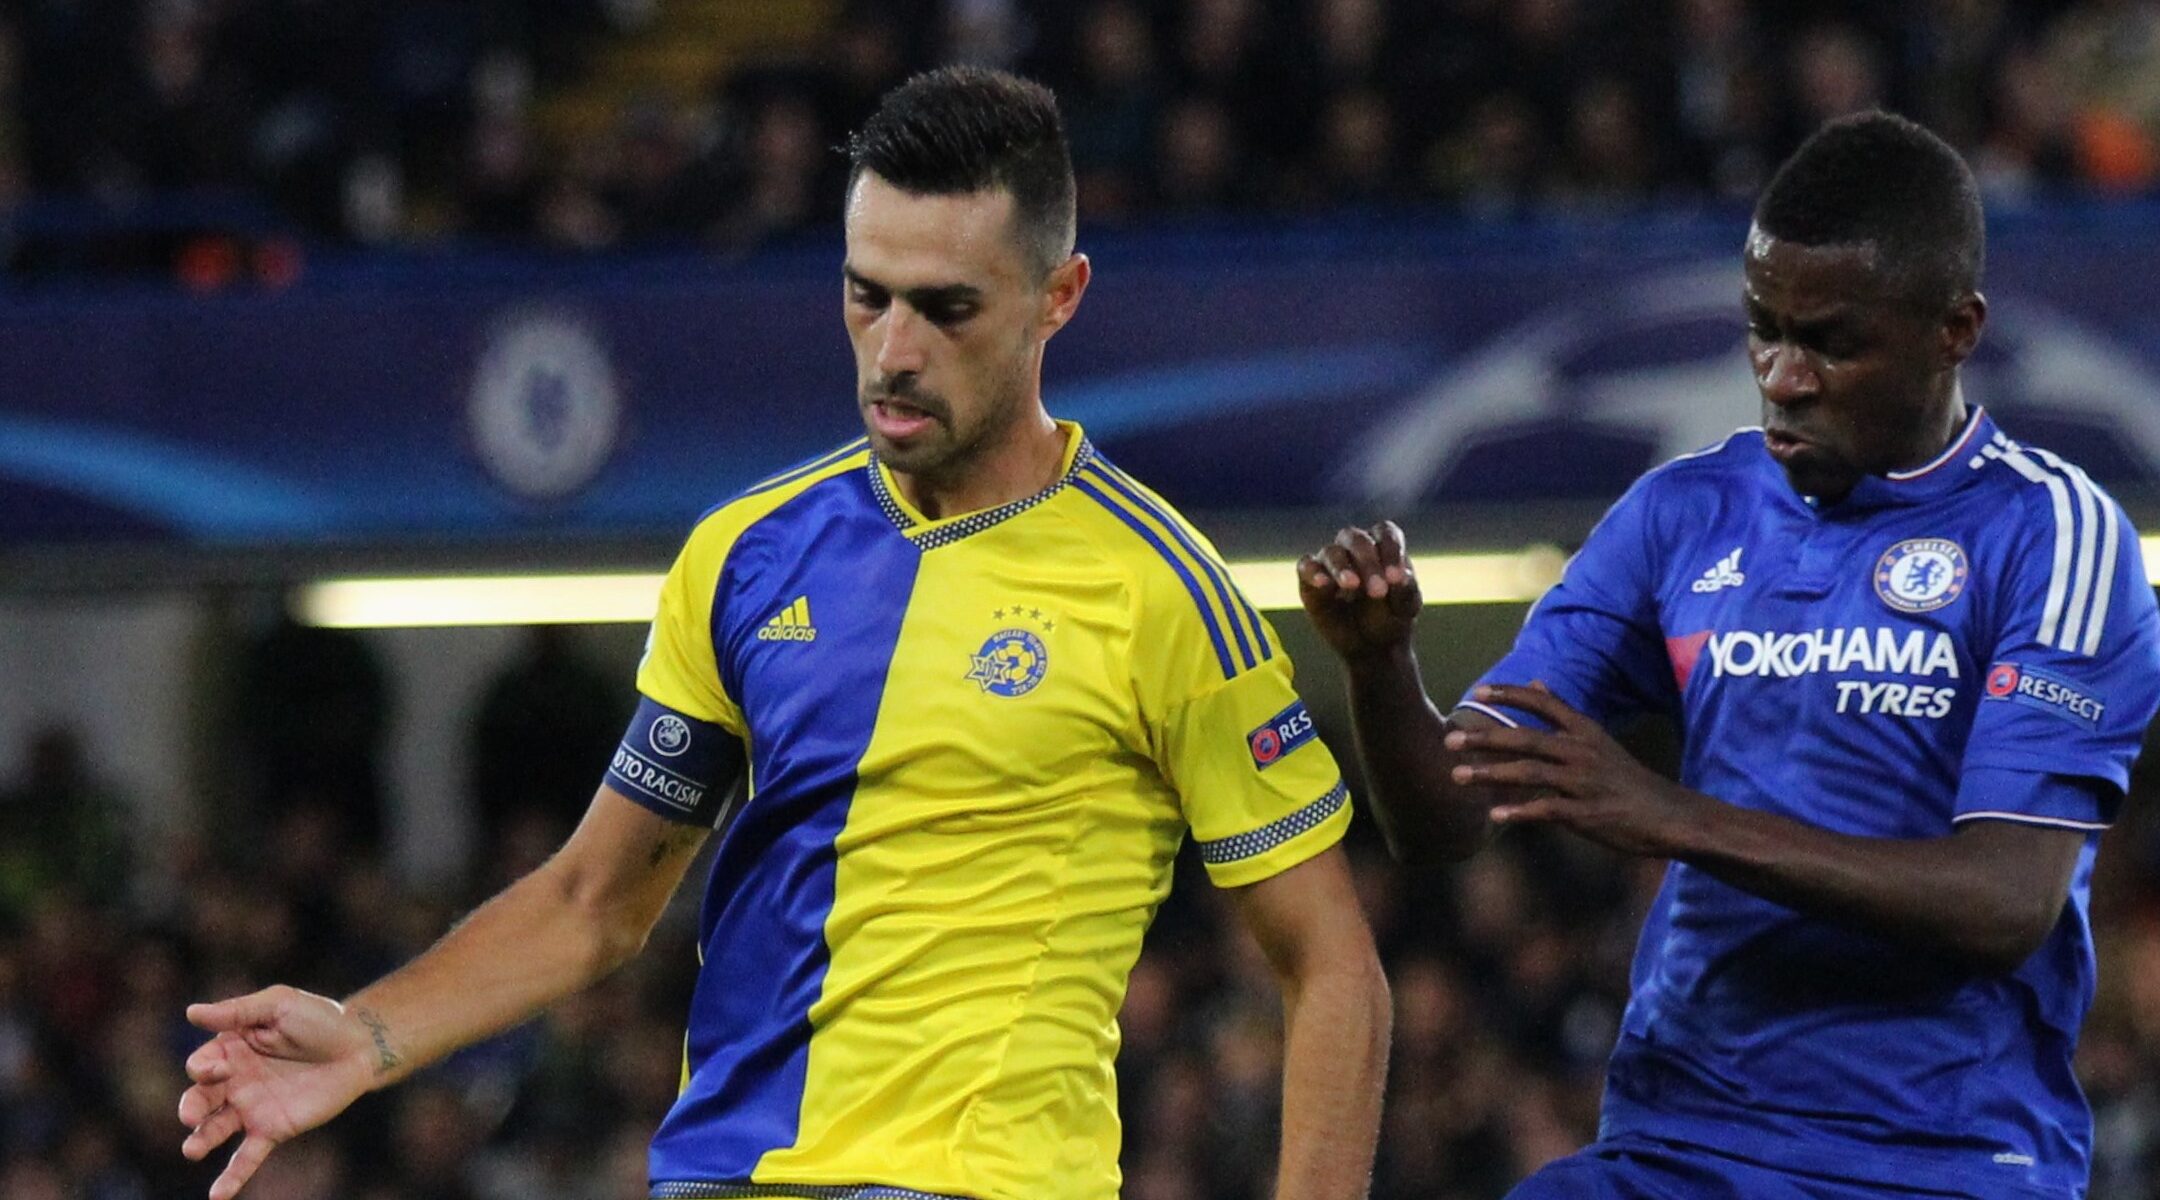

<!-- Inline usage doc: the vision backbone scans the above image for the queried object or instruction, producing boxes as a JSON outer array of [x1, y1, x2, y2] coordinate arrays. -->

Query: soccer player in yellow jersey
[[176, 67, 1389, 1200]]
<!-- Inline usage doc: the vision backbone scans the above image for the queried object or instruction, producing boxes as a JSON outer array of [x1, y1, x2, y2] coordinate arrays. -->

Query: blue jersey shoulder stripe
[[1090, 458, 1275, 664], [1072, 473, 1239, 680], [1080, 461, 1266, 670], [1078, 462, 1255, 670], [735, 438, 871, 503], [1105, 459, 1270, 664], [1077, 463, 1256, 671]]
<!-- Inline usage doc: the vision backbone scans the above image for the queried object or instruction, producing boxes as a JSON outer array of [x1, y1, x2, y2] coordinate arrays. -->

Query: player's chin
[[1774, 453, 1859, 501], [864, 429, 952, 475]]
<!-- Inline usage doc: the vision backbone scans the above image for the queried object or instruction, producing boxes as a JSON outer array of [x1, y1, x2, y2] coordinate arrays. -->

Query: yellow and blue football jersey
[[604, 422, 1350, 1200]]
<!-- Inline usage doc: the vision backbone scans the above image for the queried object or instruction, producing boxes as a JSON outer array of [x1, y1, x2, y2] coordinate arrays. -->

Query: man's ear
[[1039, 253, 1091, 340], [1942, 290, 1986, 369]]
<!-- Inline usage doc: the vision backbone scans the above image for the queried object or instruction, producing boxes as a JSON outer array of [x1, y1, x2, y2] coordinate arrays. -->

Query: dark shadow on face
[[1741, 228, 1979, 503]]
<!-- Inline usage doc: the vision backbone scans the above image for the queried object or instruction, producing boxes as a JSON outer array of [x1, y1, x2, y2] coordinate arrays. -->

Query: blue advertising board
[[5, 207, 2160, 557]]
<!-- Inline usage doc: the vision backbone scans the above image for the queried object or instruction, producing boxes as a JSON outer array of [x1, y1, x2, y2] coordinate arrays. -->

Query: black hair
[[843, 66, 1076, 276], [1754, 110, 1985, 307]]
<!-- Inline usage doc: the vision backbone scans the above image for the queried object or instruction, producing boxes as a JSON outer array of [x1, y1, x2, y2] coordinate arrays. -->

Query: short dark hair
[[843, 66, 1076, 276], [1754, 111, 1985, 307]]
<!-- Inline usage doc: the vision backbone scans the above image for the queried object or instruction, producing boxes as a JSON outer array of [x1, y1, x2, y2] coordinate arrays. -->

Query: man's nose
[[1756, 343, 1819, 406], [875, 308, 928, 376]]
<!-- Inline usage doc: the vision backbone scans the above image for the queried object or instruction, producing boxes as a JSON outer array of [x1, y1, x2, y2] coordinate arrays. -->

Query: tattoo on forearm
[[648, 826, 703, 868], [354, 1006, 400, 1076]]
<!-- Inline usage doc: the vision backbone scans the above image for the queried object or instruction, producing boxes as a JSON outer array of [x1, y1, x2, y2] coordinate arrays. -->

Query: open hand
[[1444, 683, 1709, 859], [178, 986, 381, 1200], [1297, 521, 1422, 662]]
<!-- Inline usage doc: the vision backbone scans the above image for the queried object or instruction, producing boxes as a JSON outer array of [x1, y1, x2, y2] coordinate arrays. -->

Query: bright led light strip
[[296, 573, 669, 628], [295, 549, 1572, 629], [295, 542, 2160, 628], [1225, 546, 1570, 611]]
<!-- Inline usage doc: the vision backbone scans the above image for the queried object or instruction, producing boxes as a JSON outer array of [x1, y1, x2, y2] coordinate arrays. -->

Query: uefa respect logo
[[1985, 661, 2106, 726], [1247, 701, 1318, 769]]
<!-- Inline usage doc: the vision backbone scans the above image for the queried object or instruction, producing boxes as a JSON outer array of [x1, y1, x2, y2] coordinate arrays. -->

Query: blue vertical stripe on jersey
[[1086, 459, 1275, 665], [647, 468, 919, 1184], [1072, 474, 1237, 679], [1076, 463, 1259, 671]]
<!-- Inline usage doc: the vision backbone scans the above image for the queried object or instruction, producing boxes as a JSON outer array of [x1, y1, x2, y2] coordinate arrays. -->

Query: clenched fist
[[1297, 520, 1422, 662]]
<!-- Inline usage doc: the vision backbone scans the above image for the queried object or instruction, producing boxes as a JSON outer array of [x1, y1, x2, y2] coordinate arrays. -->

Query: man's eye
[[1809, 332, 1860, 359], [852, 288, 888, 308]]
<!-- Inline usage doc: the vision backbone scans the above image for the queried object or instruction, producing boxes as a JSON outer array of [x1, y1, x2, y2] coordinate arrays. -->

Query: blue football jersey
[[1466, 409, 2160, 1198]]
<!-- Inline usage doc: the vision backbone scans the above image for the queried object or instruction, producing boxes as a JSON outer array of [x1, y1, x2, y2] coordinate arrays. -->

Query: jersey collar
[[1788, 404, 1996, 514], [868, 420, 1093, 549]]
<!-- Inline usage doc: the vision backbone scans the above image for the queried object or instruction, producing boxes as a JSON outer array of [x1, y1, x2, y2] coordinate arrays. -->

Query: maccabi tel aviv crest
[[967, 605, 1056, 698]]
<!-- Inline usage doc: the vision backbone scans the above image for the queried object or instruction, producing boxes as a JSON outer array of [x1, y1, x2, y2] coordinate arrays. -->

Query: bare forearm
[[1344, 643, 1491, 862], [1274, 955, 1389, 1200], [342, 861, 646, 1087], [1673, 800, 2074, 973]]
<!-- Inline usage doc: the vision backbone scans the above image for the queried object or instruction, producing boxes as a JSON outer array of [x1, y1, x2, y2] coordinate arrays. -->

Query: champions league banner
[[4, 208, 2160, 554]]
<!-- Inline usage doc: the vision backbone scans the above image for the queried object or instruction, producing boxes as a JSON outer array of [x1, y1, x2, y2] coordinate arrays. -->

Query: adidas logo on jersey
[[757, 596, 817, 642], [1691, 547, 1746, 593]]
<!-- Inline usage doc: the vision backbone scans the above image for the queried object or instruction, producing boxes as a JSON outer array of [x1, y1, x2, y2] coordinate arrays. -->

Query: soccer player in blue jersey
[[1303, 111, 2160, 1198], [177, 69, 1389, 1200]]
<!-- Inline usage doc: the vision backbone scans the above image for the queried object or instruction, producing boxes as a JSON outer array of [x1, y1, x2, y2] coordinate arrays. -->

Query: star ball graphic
[[966, 606, 1058, 698]]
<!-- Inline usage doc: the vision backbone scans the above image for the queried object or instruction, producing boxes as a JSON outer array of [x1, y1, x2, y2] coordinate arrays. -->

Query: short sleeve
[[1952, 766, 2116, 832], [1094, 466, 1351, 886], [1155, 653, 1351, 889], [1464, 479, 1675, 730], [1963, 489, 2160, 797], [635, 519, 746, 736]]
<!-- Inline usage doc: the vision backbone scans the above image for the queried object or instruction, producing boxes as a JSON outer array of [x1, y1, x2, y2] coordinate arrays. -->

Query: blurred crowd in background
[[12, 0, 2160, 1198], [4, 621, 2160, 1199], [11, 0, 2160, 263]]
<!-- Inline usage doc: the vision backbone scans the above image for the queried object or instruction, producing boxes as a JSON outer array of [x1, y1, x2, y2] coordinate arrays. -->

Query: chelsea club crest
[[967, 606, 1054, 697], [1874, 538, 1969, 613]]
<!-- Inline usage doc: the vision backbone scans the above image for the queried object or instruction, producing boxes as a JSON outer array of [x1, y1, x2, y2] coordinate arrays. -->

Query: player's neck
[[1885, 389, 1970, 476], [893, 412, 1067, 520]]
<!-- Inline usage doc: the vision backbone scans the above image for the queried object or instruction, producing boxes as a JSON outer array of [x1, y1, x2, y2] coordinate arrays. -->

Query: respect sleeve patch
[[1983, 662, 2107, 728], [1247, 700, 1319, 770], [605, 696, 742, 826]]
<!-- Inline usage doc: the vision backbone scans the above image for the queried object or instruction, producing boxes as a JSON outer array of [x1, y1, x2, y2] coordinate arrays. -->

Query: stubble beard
[[865, 376, 1025, 488]]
